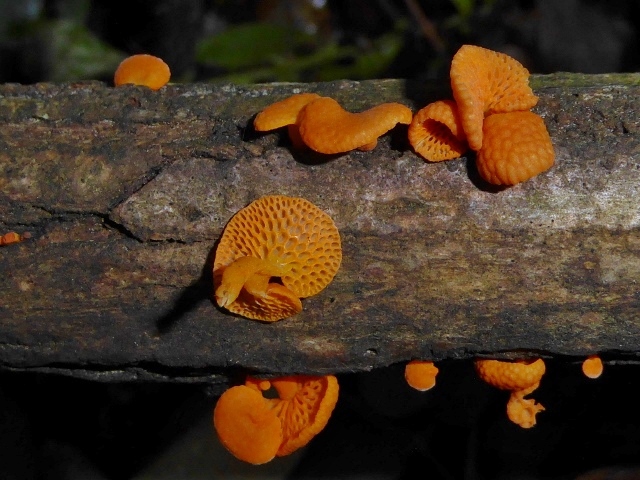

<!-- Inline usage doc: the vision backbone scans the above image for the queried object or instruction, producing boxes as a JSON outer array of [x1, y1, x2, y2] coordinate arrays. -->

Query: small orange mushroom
[[213, 384, 283, 464], [475, 358, 546, 428], [450, 44, 538, 151], [113, 54, 171, 90], [582, 355, 604, 379], [297, 97, 413, 154], [214, 375, 339, 464], [476, 111, 555, 185], [213, 195, 342, 322], [408, 99, 468, 162], [1, 232, 24, 246], [404, 360, 439, 391]]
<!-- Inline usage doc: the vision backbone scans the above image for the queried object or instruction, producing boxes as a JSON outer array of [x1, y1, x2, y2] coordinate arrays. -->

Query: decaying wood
[[1, 74, 639, 383]]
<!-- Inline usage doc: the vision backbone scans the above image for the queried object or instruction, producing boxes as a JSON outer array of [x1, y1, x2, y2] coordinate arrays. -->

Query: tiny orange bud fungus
[[582, 355, 604, 379], [114, 54, 171, 90]]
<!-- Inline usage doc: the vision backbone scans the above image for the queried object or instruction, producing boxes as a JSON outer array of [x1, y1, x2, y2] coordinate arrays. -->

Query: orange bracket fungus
[[297, 97, 413, 154], [214, 375, 339, 464], [404, 360, 439, 391], [113, 54, 171, 90], [475, 111, 555, 186], [475, 358, 546, 429], [408, 99, 468, 162], [449, 44, 539, 151], [213, 195, 342, 322], [582, 355, 604, 379]]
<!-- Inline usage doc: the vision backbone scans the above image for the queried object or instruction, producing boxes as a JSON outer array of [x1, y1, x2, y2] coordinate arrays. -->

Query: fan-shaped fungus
[[582, 355, 604, 379], [213, 195, 342, 321], [113, 54, 171, 90], [404, 360, 439, 391], [408, 99, 468, 162], [214, 375, 339, 464], [450, 44, 538, 151], [475, 358, 546, 428], [297, 97, 412, 154], [476, 111, 555, 185]]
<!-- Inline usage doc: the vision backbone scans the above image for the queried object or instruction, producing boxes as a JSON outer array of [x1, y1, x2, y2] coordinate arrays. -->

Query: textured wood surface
[[1, 74, 639, 382]]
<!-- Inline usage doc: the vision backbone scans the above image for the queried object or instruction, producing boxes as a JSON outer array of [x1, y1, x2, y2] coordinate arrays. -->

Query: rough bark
[[1, 74, 639, 383]]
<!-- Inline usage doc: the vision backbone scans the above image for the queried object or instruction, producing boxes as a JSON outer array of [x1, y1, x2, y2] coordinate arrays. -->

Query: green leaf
[[196, 22, 309, 70]]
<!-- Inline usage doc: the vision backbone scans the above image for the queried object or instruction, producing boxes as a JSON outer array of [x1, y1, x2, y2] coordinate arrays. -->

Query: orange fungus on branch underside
[[475, 358, 546, 428], [213, 195, 342, 322], [297, 97, 413, 154], [582, 355, 604, 379], [404, 360, 439, 391], [450, 44, 538, 151], [213, 375, 339, 464], [113, 54, 171, 90], [408, 99, 468, 162]]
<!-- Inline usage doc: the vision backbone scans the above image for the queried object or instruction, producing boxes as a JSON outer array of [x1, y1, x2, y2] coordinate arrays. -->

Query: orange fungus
[[213, 195, 342, 322], [476, 111, 555, 186], [475, 358, 546, 428], [408, 99, 468, 162], [404, 360, 439, 391], [297, 97, 412, 154], [113, 54, 171, 90], [582, 355, 604, 379], [450, 44, 538, 151], [214, 375, 339, 464]]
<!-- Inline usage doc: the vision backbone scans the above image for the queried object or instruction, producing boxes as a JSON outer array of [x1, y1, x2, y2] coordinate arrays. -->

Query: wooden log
[[1, 74, 639, 382]]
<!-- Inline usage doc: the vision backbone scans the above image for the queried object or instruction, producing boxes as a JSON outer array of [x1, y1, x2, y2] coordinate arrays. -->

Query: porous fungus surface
[[450, 44, 538, 151], [408, 100, 468, 162], [476, 111, 555, 185], [214, 195, 342, 298]]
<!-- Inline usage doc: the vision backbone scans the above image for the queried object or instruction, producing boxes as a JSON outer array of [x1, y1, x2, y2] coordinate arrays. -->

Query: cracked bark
[[1, 74, 639, 384]]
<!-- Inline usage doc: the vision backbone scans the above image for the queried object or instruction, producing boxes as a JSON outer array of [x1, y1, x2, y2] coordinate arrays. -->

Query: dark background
[[1, 1, 640, 479]]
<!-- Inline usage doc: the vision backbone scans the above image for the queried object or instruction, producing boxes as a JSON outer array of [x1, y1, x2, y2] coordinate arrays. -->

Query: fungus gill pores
[[214, 374, 339, 464], [213, 195, 342, 322], [475, 358, 546, 429]]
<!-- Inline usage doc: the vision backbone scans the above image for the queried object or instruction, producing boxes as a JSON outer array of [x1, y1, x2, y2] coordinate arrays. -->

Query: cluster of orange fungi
[[254, 44, 555, 186], [113, 54, 171, 90], [0, 231, 29, 246], [214, 375, 339, 465]]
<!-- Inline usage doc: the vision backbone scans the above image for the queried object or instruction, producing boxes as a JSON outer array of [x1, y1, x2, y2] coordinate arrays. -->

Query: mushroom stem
[[215, 256, 286, 308]]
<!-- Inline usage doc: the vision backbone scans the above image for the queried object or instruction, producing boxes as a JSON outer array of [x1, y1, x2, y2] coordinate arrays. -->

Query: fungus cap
[[582, 355, 604, 379], [404, 360, 439, 391], [113, 54, 171, 90], [408, 100, 468, 162], [268, 375, 339, 457], [298, 97, 412, 154], [474, 358, 546, 392], [254, 93, 322, 131], [476, 111, 555, 185], [1, 232, 22, 246], [213, 385, 283, 465], [214, 195, 342, 321], [450, 44, 538, 150]]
